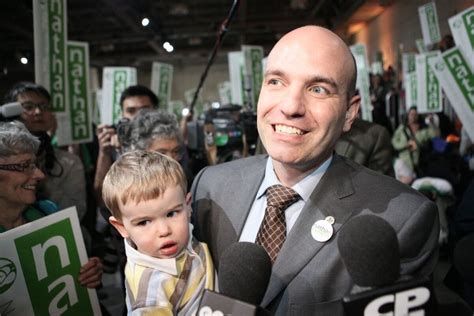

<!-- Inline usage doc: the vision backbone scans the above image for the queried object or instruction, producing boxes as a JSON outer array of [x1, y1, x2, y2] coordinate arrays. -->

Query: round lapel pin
[[311, 216, 335, 242]]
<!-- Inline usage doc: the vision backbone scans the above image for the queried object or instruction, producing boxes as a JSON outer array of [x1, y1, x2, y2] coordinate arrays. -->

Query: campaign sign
[[101, 67, 137, 125], [150, 62, 173, 108], [429, 47, 474, 141], [350, 44, 373, 122], [418, 2, 441, 46], [227, 51, 248, 106], [54, 41, 93, 146], [0, 207, 101, 316], [449, 6, 474, 70], [416, 52, 442, 113], [242, 45, 264, 110], [33, 0, 68, 113]]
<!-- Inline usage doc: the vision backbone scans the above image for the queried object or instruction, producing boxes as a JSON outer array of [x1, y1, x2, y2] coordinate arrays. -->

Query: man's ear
[[109, 216, 129, 239], [343, 95, 361, 132]]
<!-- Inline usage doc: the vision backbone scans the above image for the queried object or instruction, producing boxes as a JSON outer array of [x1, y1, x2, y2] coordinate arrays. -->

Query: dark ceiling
[[0, 0, 374, 73]]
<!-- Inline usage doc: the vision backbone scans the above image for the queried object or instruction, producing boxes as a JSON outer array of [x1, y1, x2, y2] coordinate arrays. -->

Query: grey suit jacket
[[191, 154, 439, 315], [335, 118, 395, 177]]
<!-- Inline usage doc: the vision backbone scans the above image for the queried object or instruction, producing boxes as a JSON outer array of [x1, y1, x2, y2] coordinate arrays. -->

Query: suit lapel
[[222, 156, 267, 245], [261, 155, 357, 306]]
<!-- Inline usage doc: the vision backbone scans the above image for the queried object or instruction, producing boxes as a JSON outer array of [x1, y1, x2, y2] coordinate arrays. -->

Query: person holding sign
[[392, 106, 439, 180], [0, 121, 103, 288], [102, 150, 214, 316]]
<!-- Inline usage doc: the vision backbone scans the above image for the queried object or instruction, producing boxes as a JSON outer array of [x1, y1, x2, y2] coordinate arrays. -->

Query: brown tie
[[256, 184, 300, 264]]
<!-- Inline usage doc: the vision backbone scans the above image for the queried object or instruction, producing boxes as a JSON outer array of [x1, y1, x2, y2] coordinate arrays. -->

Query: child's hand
[[78, 257, 103, 288]]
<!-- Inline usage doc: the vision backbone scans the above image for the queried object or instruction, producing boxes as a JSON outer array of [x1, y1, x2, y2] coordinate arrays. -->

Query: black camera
[[187, 105, 258, 162]]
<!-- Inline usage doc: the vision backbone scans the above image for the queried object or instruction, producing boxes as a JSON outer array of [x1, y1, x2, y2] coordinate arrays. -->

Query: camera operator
[[93, 85, 159, 207]]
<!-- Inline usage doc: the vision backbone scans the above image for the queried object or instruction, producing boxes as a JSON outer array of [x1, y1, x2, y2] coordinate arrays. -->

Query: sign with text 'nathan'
[[416, 52, 442, 113], [55, 41, 93, 146], [33, 0, 68, 113], [242, 45, 264, 110], [350, 43, 373, 121], [101, 67, 137, 125], [150, 62, 173, 108], [430, 47, 474, 141], [449, 6, 474, 70], [418, 2, 441, 46], [0, 207, 101, 316]]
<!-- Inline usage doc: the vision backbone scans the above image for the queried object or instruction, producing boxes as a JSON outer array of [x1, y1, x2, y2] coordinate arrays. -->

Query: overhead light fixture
[[20, 57, 28, 65], [163, 41, 174, 53], [141, 17, 150, 27]]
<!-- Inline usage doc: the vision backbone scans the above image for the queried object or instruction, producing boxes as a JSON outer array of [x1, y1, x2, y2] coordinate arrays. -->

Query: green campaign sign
[[449, 6, 474, 70], [418, 2, 441, 46], [34, 0, 68, 113], [56, 41, 93, 145], [243, 45, 264, 110], [416, 52, 442, 113], [101, 67, 137, 125], [151, 62, 173, 108], [0, 208, 101, 315], [430, 47, 474, 142], [350, 43, 372, 121]]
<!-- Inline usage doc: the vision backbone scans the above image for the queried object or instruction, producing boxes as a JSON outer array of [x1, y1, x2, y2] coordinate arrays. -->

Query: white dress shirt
[[239, 156, 332, 242]]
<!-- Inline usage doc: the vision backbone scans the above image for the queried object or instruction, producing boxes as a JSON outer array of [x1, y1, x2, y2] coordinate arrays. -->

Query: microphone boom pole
[[189, 0, 240, 114]]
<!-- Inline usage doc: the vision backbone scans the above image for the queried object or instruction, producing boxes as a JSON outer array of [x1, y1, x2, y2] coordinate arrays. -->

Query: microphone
[[197, 242, 272, 315], [0, 102, 23, 121], [338, 215, 436, 316]]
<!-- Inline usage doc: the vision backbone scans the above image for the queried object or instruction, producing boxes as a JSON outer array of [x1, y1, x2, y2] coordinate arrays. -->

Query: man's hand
[[78, 257, 103, 289], [97, 124, 118, 155]]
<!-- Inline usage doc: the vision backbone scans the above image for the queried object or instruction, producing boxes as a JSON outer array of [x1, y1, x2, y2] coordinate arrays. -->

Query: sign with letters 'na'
[[429, 47, 474, 141], [0, 207, 101, 316]]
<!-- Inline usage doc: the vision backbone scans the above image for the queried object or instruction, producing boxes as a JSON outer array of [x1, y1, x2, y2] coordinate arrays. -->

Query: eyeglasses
[[0, 161, 39, 174], [21, 101, 52, 112]]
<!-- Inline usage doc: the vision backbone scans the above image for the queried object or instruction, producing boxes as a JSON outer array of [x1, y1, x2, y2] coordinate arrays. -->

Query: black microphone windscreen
[[338, 215, 400, 287], [453, 233, 474, 284], [218, 242, 272, 305]]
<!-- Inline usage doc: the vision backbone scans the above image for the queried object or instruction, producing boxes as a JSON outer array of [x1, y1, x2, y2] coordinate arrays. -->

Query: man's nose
[[280, 86, 306, 117]]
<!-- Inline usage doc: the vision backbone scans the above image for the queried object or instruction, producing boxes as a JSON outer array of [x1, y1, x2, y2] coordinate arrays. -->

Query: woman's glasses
[[0, 161, 39, 174]]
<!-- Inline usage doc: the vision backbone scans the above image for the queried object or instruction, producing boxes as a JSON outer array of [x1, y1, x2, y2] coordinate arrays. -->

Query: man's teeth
[[22, 185, 36, 190], [275, 124, 304, 135]]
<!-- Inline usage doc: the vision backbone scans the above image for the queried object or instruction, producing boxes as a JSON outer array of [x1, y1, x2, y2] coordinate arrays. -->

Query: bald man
[[191, 26, 438, 315]]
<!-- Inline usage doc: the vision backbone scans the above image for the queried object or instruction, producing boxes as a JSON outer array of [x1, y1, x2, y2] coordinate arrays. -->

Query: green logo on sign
[[15, 218, 93, 315], [0, 258, 16, 294]]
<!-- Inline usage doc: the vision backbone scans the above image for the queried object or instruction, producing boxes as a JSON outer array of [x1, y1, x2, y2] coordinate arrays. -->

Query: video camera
[[187, 105, 258, 162]]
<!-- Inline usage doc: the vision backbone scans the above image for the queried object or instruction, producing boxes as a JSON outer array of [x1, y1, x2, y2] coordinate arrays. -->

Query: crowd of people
[[1, 25, 473, 315]]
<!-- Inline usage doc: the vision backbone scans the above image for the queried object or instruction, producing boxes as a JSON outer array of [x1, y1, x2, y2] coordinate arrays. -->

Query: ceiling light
[[163, 41, 174, 53], [20, 57, 28, 64], [141, 17, 150, 27]]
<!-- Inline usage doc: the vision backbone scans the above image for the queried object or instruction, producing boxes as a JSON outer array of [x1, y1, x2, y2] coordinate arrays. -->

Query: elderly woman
[[120, 109, 194, 185], [4, 82, 87, 221], [0, 121, 102, 288]]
